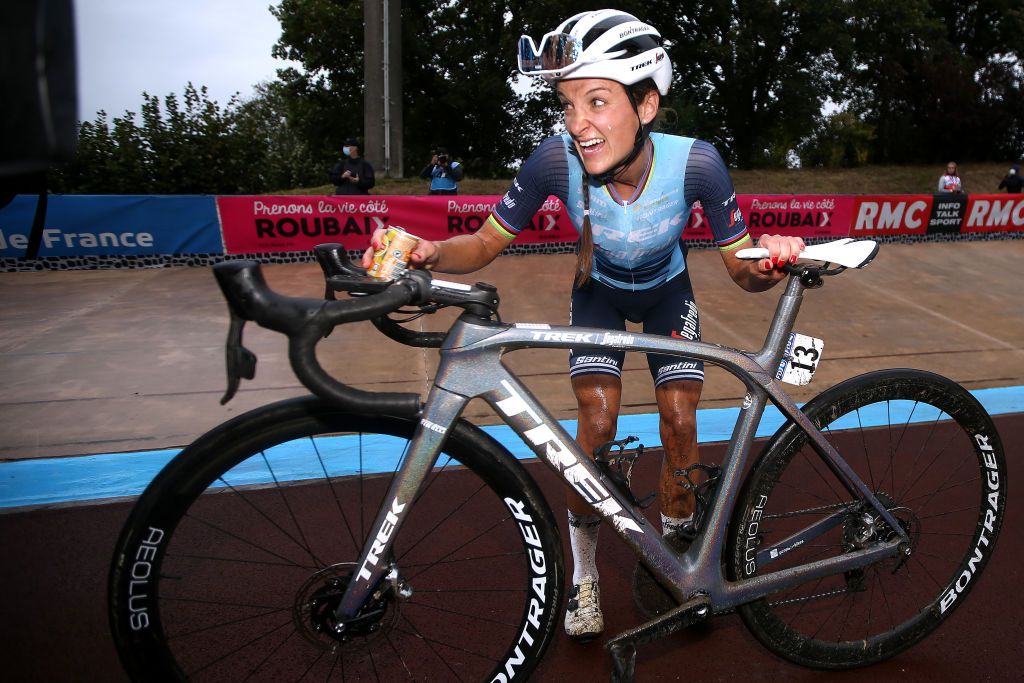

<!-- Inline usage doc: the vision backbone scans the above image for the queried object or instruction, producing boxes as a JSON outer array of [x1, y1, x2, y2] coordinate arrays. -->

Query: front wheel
[[109, 397, 563, 681], [729, 369, 1006, 668]]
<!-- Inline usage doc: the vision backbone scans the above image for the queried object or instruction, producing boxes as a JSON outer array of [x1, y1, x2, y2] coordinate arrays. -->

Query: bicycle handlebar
[[313, 243, 501, 348], [212, 244, 501, 415], [212, 259, 431, 416]]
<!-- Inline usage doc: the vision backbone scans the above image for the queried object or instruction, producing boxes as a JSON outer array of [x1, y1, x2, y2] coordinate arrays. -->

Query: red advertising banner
[[850, 195, 934, 237], [217, 195, 574, 254], [219, 193, 860, 255], [217, 192, 1022, 257], [687, 195, 853, 241], [962, 194, 1024, 233]]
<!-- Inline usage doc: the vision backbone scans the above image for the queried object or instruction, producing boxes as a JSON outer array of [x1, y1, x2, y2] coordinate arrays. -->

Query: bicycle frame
[[335, 273, 910, 621]]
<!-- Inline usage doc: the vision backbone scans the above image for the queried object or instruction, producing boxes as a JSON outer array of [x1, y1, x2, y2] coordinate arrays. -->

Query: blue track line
[[1, 386, 1021, 509]]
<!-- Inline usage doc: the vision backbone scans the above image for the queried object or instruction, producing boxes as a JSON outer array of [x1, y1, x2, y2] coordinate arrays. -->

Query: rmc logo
[[964, 197, 1024, 231], [853, 198, 931, 233]]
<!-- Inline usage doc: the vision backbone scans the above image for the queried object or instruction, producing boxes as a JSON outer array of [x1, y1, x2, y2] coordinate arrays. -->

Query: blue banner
[[0, 195, 223, 257]]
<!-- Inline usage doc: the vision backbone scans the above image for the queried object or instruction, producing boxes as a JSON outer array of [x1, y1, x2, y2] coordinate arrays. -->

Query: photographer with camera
[[419, 146, 464, 195]]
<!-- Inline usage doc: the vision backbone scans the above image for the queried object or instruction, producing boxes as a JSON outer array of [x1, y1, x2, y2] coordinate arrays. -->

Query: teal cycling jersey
[[489, 132, 750, 290]]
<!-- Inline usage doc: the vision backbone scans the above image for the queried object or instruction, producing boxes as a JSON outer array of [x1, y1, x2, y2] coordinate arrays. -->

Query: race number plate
[[775, 332, 825, 386]]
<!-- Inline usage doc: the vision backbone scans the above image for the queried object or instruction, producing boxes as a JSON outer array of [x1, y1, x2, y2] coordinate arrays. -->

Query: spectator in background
[[419, 147, 464, 195], [937, 161, 963, 194], [998, 164, 1023, 194], [330, 138, 375, 195]]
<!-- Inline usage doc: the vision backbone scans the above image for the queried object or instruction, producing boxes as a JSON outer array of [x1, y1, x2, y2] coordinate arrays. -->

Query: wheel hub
[[842, 492, 919, 588], [294, 563, 399, 648]]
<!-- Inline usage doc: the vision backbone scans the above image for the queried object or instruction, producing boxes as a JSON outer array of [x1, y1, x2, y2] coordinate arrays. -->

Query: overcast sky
[[75, 0, 299, 121]]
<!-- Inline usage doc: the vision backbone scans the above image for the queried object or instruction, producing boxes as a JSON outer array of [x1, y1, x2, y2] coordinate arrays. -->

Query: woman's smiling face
[[557, 78, 656, 178]]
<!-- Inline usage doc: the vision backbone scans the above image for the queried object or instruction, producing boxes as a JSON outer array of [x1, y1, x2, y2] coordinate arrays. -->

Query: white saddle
[[736, 238, 879, 269]]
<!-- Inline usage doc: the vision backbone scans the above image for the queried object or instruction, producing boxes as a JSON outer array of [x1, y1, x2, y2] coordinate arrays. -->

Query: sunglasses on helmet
[[517, 32, 583, 74]]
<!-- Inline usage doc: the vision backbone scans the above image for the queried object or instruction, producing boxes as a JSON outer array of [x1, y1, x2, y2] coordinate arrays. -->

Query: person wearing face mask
[[362, 8, 803, 642], [329, 137, 375, 195]]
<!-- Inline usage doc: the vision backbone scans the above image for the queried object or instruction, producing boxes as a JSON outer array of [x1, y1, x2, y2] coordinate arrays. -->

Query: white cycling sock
[[568, 510, 601, 584], [660, 513, 693, 538]]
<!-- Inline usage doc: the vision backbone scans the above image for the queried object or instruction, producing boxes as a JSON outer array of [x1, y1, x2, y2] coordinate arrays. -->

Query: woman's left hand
[[755, 234, 805, 278]]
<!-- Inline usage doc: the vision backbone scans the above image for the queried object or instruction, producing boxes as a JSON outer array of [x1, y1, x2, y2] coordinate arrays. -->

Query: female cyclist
[[364, 8, 804, 642]]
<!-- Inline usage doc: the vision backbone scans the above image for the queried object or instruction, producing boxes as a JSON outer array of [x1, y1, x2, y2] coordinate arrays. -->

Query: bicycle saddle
[[737, 238, 879, 269]]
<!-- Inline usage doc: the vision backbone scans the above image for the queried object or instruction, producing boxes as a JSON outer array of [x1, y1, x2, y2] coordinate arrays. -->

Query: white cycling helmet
[[518, 9, 671, 95]]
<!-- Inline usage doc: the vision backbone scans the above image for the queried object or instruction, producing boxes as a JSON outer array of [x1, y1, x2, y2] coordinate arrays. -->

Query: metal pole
[[382, 0, 391, 174]]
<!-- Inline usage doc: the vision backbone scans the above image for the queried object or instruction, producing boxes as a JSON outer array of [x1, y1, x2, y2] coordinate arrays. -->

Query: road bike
[[109, 238, 1006, 681]]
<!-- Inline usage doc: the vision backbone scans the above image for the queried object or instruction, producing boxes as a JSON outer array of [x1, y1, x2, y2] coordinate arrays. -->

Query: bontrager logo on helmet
[[517, 9, 672, 96]]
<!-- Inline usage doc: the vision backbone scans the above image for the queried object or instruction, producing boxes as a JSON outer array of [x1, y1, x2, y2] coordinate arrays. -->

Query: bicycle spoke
[[164, 605, 287, 640], [257, 451, 325, 568], [181, 511, 318, 571], [185, 612, 294, 678]]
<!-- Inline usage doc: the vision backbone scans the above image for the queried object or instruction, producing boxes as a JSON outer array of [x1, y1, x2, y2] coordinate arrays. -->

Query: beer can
[[368, 226, 420, 280]]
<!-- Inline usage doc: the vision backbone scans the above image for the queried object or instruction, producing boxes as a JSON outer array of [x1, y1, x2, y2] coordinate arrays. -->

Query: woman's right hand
[[361, 228, 442, 271]]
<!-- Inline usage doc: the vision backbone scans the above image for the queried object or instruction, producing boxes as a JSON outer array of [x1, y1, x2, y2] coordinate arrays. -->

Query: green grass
[[279, 162, 1015, 196]]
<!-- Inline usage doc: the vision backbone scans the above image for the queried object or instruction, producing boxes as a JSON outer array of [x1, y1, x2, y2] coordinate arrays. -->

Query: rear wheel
[[110, 397, 563, 681], [729, 370, 1006, 668]]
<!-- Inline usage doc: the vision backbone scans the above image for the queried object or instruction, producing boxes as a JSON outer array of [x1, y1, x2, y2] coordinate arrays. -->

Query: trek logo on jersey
[[721, 191, 737, 207], [728, 207, 744, 228]]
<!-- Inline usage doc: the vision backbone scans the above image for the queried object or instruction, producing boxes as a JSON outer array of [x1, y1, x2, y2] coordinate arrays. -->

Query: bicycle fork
[[330, 387, 468, 629]]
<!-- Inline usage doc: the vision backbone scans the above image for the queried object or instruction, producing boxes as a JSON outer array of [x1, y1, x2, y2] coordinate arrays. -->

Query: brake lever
[[220, 308, 257, 405]]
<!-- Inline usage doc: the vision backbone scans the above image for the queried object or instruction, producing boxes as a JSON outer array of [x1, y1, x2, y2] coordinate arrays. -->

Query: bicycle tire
[[728, 369, 1006, 668], [109, 396, 563, 681]]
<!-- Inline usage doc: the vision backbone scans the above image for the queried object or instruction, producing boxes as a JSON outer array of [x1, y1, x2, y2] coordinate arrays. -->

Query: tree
[[57, 0, 1023, 193], [56, 83, 320, 194], [230, 81, 324, 192], [271, 0, 367, 175], [403, 0, 547, 176], [271, 0, 565, 177], [634, 0, 852, 168], [798, 111, 875, 167], [844, 0, 1024, 163]]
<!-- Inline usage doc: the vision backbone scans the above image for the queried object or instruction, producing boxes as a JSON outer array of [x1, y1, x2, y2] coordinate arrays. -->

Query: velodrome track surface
[[1, 240, 1022, 679]]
